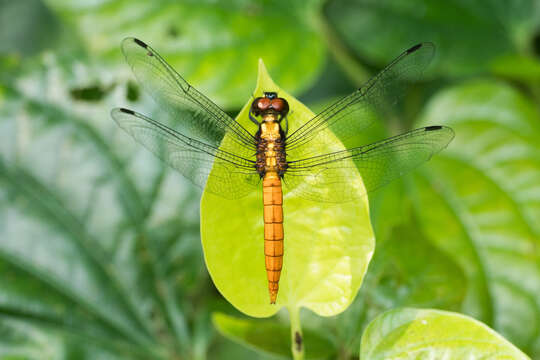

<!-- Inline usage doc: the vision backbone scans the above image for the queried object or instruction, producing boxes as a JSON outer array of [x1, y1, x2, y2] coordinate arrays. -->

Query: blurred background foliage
[[0, 0, 539, 359]]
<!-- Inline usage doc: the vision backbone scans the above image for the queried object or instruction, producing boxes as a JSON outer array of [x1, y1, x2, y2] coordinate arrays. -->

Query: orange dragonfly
[[112, 38, 454, 304]]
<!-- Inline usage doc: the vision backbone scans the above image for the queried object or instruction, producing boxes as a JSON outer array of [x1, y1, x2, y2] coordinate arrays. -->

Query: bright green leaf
[[201, 60, 374, 317], [212, 312, 335, 359], [361, 308, 530, 359]]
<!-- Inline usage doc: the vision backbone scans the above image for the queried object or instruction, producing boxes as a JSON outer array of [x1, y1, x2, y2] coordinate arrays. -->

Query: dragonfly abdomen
[[262, 172, 283, 304]]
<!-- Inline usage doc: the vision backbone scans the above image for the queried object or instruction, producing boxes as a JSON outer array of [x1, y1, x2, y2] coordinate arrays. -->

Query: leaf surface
[[361, 308, 530, 360]]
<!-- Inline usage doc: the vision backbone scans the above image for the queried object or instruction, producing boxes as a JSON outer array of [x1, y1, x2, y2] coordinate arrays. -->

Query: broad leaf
[[361, 308, 530, 359], [413, 80, 540, 355], [201, 61, 374, 317]]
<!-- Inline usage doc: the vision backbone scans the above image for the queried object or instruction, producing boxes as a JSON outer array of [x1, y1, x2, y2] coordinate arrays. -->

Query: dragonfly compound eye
[[251, 97, 270, 116], [258, 98, 271, 109], [271, 98, 289, 116]]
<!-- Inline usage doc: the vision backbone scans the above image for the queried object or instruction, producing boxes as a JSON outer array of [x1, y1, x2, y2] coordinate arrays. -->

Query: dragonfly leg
[[249, 110, 260, 125]]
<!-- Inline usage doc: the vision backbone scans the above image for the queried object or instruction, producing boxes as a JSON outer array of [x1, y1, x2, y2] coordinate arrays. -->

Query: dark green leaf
[[414, 80, 540, 355], [325, 0, 540, 76]]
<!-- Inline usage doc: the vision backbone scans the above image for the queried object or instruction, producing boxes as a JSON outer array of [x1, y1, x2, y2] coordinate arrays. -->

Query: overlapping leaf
[[361, 308, 530, 359]]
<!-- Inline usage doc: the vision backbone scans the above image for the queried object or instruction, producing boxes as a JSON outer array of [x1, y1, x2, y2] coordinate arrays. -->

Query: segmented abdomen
[[262, 172, 283, 304]]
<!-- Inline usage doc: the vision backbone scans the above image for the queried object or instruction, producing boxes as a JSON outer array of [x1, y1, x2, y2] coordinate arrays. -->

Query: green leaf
[[413, 80, 540, 354], [45, 0, 325, 108], [201, 61, 374, 317], [325, 0, 540, 76], [212, 312, 335, 359], [366, 223, 466, 310], [360, 308, 530, 359]]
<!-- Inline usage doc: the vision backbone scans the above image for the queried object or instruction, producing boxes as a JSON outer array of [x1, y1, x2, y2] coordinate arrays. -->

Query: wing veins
[[128, 40, 256, 148], [287, 126, 452, 170], [113, 109, 255, 170], [285, 43, 435, 152]]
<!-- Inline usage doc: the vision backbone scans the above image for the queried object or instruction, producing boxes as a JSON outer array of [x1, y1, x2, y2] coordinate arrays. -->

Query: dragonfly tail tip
[[119, 108, 135, 115], [133, 38, 148, 49], [407, 43, 422, 53]]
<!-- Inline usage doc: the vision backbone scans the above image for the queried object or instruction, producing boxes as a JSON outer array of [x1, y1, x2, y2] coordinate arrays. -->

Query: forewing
[[286, 43, 435, 159], [121, 37, 256, 151], [111, 108, 260, 199], [284, 126, 454, 202]]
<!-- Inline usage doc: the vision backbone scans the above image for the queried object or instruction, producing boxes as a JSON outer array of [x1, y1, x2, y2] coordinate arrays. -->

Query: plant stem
[[289, 306, 304, 360]]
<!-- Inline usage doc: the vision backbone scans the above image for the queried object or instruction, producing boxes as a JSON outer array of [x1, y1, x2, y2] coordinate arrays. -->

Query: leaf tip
[[257, 58, 267, 74], [255, 58, 278, 95]]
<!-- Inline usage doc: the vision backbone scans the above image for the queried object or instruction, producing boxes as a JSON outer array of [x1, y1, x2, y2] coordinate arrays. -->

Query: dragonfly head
[[250, 92, 289, 123]]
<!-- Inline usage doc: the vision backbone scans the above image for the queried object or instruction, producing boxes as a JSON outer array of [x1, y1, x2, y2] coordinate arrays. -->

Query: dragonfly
[[111, 38, 454, 304]]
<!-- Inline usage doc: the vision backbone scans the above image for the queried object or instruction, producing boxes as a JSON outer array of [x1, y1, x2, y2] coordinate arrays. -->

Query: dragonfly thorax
[[261, 121, 281, 140], [256, 120, 287, 178]]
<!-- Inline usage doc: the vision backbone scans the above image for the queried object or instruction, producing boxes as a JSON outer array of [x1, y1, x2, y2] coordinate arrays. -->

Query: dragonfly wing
[[121, 37, 256, 151], [284, 126, 454, 203], [112, 108, 260, 199], [285, 43, 435, 159]]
